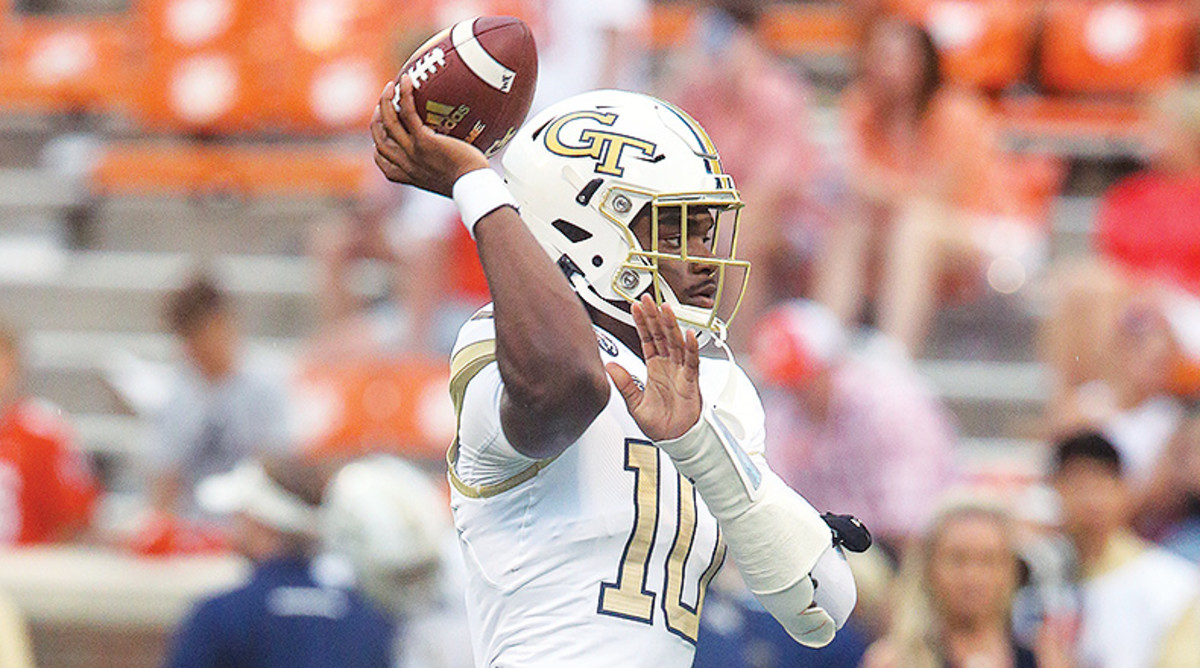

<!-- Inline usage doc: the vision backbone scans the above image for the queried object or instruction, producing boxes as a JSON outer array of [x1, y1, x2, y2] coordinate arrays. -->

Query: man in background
[[748, 300, 957, 553], [0, 320, 96, 545], [145, 274, 289, 523], [164, 458, 393, 668], [1052, 431, 1200, 667]]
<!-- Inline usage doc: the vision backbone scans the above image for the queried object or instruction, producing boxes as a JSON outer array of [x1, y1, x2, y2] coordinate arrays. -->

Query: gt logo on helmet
[[544, 111, 658, 178]]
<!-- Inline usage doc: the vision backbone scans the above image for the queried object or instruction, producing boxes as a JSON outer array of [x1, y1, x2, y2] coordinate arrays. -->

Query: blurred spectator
[[861, 498, 1070, 668], [0, 321, 97, 545], [1147, 419, 1200, 563], [145, 274, 289, 521], [1041, 78, 1200, 389], [666, 0, 837, 346], [748, 300, 956, 552], [307, 171, 490, 359], [816, 17, 1040, 355], [1050, 431, 1200, 667], [0, 590, 34, 668], [525, 0, 647, 114], [1045, 294, 1188, 492], [322, 455, 472, 668], [164, 458, 393, 668]]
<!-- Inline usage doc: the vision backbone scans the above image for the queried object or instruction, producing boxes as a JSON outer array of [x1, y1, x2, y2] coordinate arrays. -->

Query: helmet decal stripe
[[657, 100, 724, 175]]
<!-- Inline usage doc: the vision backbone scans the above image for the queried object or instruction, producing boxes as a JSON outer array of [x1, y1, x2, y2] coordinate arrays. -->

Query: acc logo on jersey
[[544, 111, 658, 178], [596, 332, 619, 357]]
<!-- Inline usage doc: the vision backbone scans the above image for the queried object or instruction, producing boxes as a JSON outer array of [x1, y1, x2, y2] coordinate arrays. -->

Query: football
[[393, 16, 538, 157]]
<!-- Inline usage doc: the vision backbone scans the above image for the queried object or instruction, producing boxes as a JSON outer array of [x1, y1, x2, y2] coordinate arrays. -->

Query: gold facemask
[[606, 187, 751, 338]]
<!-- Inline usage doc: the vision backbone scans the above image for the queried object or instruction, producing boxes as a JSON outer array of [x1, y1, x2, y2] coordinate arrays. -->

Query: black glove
[[822, 512, 872, 553]]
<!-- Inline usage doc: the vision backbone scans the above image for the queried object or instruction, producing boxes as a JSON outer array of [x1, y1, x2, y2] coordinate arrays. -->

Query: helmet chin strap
[[566, 267, 729, 350], [570, 272, 638, 328]]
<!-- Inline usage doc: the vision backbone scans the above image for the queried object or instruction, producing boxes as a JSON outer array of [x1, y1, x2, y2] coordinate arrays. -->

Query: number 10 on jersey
[[598, 439, 727, 643]]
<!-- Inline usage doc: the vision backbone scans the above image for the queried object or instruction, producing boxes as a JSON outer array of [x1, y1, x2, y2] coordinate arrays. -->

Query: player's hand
[[606, 296, 703, 442], [371, 76, 489, 197]]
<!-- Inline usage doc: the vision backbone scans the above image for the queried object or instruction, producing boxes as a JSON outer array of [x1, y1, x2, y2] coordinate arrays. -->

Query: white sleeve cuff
[[451, 168, 519, 238]]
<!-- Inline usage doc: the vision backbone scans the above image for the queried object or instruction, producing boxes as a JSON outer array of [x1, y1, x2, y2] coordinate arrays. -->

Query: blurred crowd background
[[1, 0, 1200, 666]]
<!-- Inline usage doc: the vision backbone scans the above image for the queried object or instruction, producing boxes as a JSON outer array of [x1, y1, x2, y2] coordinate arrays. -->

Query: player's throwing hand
[[606, 296, 703, 442], [370, 76, 489, 197]]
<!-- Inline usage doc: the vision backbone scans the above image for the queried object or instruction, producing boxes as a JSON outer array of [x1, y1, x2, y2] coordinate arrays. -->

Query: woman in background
[[817, 17, 1041, 356], [861, 500, 1070, 668]]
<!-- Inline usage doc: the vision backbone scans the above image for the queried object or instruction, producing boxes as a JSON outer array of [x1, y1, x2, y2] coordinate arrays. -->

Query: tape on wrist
[[452, 168, 518, 238]]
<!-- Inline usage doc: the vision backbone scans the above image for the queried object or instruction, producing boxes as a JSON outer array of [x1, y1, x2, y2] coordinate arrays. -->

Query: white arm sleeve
[[656, 405, 857, 647]]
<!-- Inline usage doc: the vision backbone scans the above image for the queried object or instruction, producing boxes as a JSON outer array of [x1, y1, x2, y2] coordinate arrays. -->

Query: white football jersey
[[447, 305, 768, 668]]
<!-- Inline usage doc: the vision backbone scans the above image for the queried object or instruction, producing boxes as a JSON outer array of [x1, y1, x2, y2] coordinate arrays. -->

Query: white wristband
[[452, 168, 519, 238]]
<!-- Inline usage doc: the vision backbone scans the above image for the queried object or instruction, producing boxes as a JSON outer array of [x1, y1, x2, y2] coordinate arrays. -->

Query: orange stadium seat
[[0, 18, 132, 114], [1041, 0, 1193, 95], [648, 3, 695, 51], [295, 355, 454, 462], [893, 0, 1037, 91], [646, 3, 855, 56], [272, 0, 394, 134], [135, 0, 266, 132], [998, 95, 1149, 155], [761, 3, 854, 57], [91, 141, 372, 197]]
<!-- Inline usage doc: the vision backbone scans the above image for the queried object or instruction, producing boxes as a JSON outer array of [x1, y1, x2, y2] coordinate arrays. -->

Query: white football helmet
[[320, 455, 448, 616], [501, 89, 749, 341]]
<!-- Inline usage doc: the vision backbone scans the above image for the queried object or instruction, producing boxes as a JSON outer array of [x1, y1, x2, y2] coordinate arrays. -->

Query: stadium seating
[[1041, 0, 1194, 95], [91, 141, 372, 198], [760, 3, 855, 58], [272, 0, 394, 133], [136, 0, 266, 133], [646, 2, 855, 56], [0, 16, 132, 114], [997, 95, 1150, 157], [891, 0, 1039, 91], [296, 355, 454, 461]]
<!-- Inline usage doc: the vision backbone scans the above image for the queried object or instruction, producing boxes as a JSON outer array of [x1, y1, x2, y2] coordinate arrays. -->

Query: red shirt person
[[0, 325, 96, 545], [1097, 173, 1200, 294]]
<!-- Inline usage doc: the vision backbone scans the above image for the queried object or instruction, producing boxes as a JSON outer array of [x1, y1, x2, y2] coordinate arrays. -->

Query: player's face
[[631, 206, 719, 309], [927, 513, 1017, 626]]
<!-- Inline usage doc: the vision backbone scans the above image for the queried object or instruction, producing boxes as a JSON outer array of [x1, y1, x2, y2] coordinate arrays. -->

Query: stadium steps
[[958, 437, 1045, 482], [0, 251, 318, 336], [25, 329, 299, 366], [90, 197, 342, 255], [23, 329, 300, 415], [1049, 195, 1098, 258], [919, 359, 1047, 440], [0, 117, 57, 168], [72, 413, 142, 457], [0, 167, 83, 211]]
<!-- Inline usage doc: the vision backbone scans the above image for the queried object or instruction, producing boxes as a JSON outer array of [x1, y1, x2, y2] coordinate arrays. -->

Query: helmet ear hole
[[592, 255, 603, 267], [551, 219, 593, 243]]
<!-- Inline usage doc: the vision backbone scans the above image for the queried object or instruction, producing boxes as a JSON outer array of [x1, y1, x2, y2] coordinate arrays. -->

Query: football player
[[371, 75, 864, 667]]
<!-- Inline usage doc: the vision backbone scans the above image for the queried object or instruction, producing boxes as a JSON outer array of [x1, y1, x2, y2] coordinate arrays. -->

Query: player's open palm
[[371, 75, 488, 197], [606, 296, 703, 442]]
